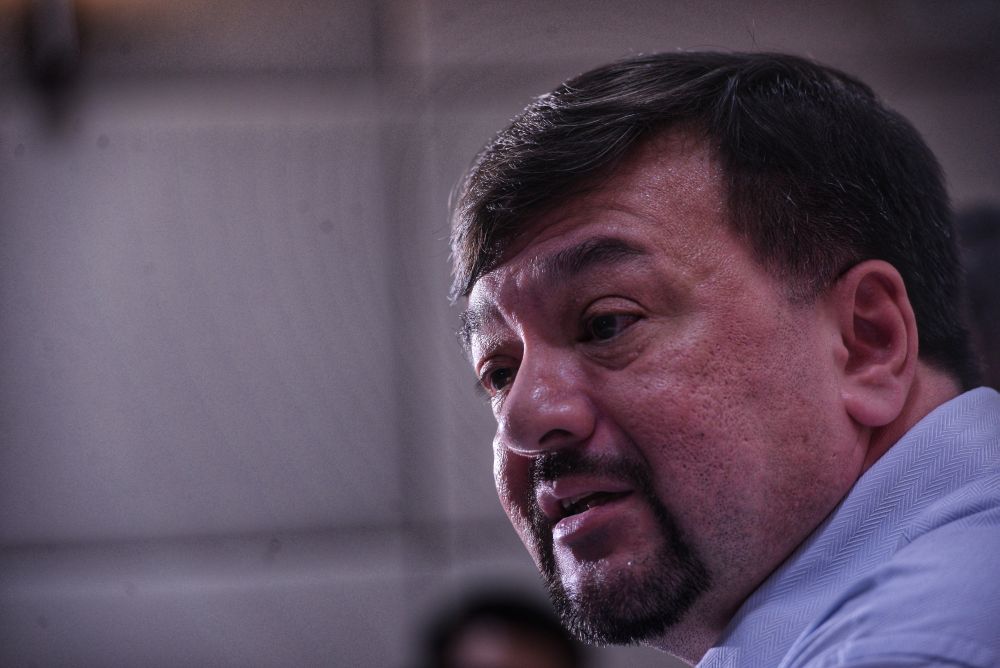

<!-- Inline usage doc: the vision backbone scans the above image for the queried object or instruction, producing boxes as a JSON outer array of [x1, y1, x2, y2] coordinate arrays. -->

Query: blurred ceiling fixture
[[28, 0, 80, 86]]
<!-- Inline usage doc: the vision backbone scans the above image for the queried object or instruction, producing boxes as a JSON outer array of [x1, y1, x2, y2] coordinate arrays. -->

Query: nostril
[[539, 428, 575, 447]]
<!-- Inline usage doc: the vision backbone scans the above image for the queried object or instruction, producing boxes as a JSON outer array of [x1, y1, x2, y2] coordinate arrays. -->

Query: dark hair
[[449, 51, 979, 388], [420, 590, 584, 668]]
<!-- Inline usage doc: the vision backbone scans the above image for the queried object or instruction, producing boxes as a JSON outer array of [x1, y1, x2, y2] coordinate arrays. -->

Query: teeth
[[556, 490, 629, 517], [560, 493, 592, 512], [560, 492, 605, 516]]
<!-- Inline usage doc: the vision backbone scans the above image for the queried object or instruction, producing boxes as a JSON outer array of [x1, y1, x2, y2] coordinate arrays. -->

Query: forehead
[[506, 131, 724, 260], [462, 132, 732, 346]]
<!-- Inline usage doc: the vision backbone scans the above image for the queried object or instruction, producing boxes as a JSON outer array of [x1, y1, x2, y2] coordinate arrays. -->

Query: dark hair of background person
[[417, 590, 585, 668], [449, 51, 980, 390], [957, 204, 1000, 389]]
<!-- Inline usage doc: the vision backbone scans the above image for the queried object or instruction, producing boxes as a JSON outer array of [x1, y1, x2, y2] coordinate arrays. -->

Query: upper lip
[[536, 477, 634, 524]]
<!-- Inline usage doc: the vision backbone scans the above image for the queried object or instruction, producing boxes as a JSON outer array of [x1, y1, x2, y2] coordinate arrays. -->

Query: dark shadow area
[[958, 203, 1000, 389], [415, 589, 587, 668]]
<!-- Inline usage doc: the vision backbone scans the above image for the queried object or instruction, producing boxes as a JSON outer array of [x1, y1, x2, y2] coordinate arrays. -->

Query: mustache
[[530, 449, 649, 491]]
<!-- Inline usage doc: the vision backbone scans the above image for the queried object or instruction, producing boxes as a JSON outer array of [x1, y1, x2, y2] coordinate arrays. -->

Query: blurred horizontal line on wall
[[0, 517, 511, 553], [1, 75, 403, 125], [0, 517, 518, 592]]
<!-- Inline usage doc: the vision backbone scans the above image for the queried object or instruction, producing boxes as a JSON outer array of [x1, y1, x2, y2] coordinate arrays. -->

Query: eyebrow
[[458, 237, 648, 351], [539, 236, 647, 279]]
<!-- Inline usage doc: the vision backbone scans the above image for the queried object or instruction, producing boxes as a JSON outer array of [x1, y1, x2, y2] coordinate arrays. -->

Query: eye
[[584, 313, 639, 342], [480, 365, 516, 396]]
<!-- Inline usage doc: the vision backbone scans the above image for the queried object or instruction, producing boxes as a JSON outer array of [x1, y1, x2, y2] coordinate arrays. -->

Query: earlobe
[[832, 260, 918, 428]]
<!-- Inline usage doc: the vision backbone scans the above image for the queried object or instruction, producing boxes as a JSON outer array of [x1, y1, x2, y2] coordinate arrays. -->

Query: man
[[448, 52, 1000, 667]]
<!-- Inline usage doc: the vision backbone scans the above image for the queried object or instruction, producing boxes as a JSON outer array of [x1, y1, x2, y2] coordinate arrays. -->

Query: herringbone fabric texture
[[700, 388, 1000, 667]]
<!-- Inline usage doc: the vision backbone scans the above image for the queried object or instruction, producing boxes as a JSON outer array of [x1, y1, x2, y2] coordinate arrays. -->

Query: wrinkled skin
[[464, 132, 869, 660]]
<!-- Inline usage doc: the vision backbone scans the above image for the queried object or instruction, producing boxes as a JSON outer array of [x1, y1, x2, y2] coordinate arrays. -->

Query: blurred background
[[1, 1, 998, 666]]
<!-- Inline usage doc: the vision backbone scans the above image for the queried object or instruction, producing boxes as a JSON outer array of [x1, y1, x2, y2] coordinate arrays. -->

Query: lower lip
[[551, 493, 635, 545]]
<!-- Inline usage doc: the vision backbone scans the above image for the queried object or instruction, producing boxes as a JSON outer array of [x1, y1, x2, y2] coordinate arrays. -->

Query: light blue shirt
[[699, 387, 1000, 668]]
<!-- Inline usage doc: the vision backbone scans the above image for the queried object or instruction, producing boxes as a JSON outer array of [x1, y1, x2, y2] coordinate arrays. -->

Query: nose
[[495, 346, 596, 456]]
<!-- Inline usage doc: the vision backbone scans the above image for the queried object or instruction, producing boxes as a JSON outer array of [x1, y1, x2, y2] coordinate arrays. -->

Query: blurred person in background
[[418, 589, 584, 668], [448, 52, 1000, 667], [957, 204, 1000, 389]]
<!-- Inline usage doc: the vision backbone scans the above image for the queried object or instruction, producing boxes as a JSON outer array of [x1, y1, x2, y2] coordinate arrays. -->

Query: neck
[[861, 363, 961, 472]]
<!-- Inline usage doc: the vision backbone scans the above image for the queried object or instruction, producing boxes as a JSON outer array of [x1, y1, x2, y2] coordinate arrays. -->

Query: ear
[[829, 260, 918, 428]]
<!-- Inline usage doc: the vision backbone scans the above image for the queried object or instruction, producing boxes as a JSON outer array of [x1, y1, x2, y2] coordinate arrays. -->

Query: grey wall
[[1, 1, 998, 666]]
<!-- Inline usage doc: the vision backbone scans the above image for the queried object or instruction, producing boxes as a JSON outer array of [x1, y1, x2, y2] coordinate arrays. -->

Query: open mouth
[[559, 490, 631, 518]]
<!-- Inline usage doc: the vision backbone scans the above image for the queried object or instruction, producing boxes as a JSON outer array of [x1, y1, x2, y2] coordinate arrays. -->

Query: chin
[[532, 500, 712, 646]]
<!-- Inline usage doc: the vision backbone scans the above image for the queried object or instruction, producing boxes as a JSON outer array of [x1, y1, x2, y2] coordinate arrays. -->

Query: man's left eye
[[584, 314, 638, 341]]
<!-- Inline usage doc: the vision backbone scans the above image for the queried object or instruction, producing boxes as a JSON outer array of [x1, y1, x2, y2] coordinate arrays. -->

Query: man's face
[[463, 133, 866, 648]]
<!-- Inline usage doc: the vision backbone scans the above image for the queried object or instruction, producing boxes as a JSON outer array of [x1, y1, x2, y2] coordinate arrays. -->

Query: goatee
[[529, 451, 711, 646]]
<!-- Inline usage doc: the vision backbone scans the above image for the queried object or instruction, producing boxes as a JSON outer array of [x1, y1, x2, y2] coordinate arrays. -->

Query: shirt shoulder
[[779, 480, 1000, 668]]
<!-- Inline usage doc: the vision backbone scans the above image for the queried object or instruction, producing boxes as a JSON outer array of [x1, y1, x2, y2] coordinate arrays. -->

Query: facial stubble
[[528, 452, 712, 646]]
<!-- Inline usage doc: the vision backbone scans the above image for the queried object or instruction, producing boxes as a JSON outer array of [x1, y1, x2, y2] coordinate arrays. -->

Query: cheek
[[493, 444, 536, 540], [616, 313, 840, 502]]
